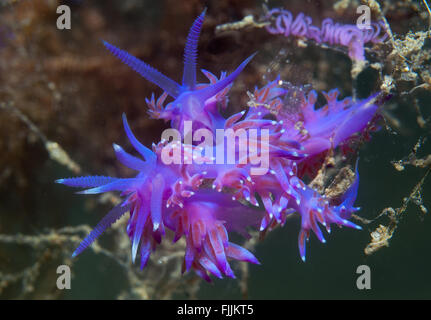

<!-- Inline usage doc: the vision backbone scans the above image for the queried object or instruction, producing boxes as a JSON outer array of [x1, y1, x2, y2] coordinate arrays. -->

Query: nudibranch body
[[57, 8, 380, 280]]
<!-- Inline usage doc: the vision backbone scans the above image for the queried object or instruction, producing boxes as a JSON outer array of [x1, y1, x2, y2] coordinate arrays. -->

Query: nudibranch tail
[[339, 159, 361, 215]]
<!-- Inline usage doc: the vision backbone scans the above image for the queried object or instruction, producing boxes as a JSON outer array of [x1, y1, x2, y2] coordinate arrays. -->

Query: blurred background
[[0, 0, 430, 299]]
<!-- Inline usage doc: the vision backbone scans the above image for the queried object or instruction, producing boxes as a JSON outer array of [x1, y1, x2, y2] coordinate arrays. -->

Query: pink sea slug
[[57, 9, 381, 281]]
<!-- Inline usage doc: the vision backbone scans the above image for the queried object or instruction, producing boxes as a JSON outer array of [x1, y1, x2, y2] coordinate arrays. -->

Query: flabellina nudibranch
[[56, 8, 382, 281]]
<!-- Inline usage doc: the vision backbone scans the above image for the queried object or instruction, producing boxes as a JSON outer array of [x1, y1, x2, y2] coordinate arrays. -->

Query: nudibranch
[[57, 8, 380, 280]]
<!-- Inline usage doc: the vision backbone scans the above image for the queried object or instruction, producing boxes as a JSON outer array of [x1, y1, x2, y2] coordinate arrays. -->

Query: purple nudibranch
[[57, 8, 381, 281]]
